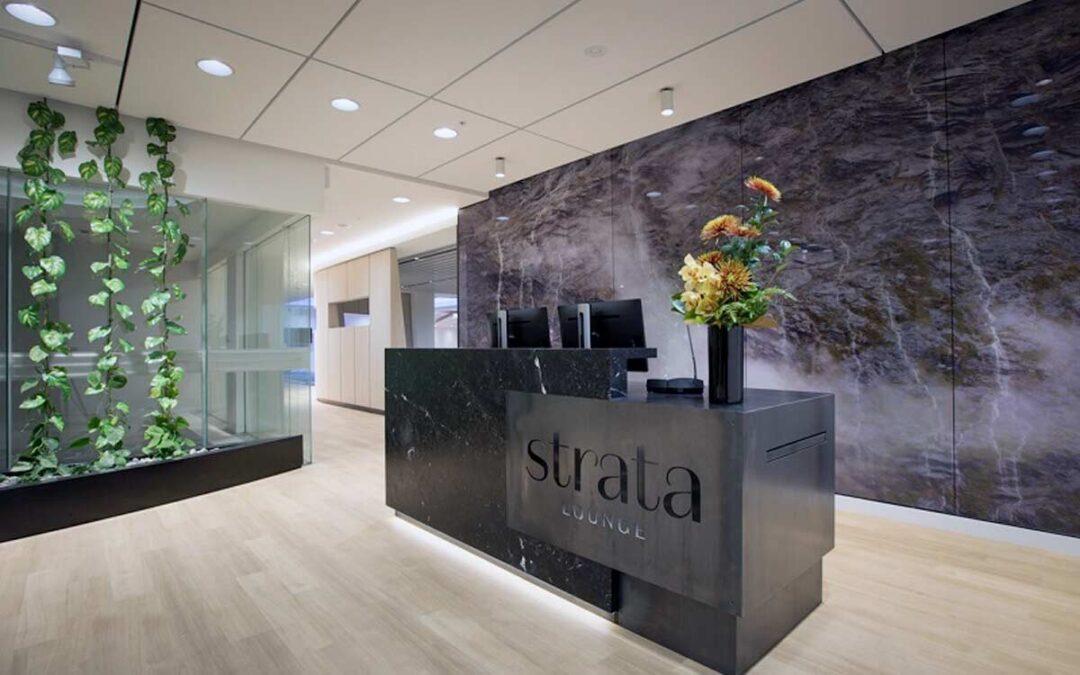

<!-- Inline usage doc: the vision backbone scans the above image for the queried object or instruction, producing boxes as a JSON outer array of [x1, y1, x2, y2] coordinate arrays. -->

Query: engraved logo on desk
[[525, 433, 702, 542], [506, 391, 726, 604]]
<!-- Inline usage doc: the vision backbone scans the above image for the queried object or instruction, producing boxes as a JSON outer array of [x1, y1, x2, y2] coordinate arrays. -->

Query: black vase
[[707, 325, 744, 405]]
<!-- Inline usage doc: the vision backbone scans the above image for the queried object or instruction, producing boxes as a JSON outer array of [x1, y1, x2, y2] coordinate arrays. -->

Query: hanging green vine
[[72, 107, 136, 469], [138, 117, 194, 459], [10, 100, 77, 479]]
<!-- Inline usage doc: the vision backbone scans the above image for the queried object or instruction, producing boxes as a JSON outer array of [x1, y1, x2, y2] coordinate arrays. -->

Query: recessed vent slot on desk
[[766, 432, 827, 463]]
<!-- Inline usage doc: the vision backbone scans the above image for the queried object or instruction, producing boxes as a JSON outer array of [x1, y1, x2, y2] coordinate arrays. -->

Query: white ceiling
[[0, 0, 1030, 262]]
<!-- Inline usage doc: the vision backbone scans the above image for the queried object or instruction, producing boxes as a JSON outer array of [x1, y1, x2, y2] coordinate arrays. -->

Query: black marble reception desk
[[385, 348, 655, 609], [386, 348, 835, 674]]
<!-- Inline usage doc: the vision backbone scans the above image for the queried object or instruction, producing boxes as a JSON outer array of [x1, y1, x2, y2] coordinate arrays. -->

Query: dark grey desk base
[[618, 562, 822, 674]]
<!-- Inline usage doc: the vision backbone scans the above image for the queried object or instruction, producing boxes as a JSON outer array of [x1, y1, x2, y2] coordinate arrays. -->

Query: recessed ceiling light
[[645, 191, 662, 198], [331, 97, 359, 112], [1036, 78, 1053, 87], [495, 216, 509, 222], [392, 196, 411, 204], [584, 45, 607, 58], [197, 59, 233, 77], [495, 157, 506, 178], [433, 126, 458, 139], [5, 3, 56, 26], [320, 230, 335, 236]]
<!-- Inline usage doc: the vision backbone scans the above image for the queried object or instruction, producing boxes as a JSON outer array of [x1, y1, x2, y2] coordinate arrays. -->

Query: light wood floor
[[1, 401, 1078, 674]]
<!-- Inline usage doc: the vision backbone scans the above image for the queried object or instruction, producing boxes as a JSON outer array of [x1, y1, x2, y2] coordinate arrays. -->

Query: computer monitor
[[489, 307, 552, 348], [558, 299, 648, 371]]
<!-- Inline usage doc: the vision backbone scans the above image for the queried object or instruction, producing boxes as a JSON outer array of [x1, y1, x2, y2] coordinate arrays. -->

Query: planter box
[[0, 435, 303, 543]]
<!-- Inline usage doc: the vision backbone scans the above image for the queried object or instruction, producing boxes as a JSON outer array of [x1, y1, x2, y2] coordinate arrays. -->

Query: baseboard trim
[[317, 398, 385, 415], [836, 495, 1080, 557]]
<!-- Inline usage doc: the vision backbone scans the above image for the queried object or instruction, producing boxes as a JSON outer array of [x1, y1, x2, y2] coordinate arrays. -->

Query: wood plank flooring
[[1, 401, 1078, 674]]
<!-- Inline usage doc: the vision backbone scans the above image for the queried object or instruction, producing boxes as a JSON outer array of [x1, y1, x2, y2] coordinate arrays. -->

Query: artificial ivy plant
[[11, 99, 78, 479], [72, 107, 137, 469], [138, 117, 195, 458]]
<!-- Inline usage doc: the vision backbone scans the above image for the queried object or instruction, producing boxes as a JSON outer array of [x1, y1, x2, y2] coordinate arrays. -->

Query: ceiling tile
[[120, 5, 303, 138], [341, 99, 513, 175], [0, 0, 136, 61], [530, 0, 880, 153], [0, 37, 122, 109], [150, 0, 354, 55], [244, 61, 424, 159], [316, 0, 572, 95], [845, 0, 1029, 52], [438, 0, 792, 126], [424, 130, 586, 192]]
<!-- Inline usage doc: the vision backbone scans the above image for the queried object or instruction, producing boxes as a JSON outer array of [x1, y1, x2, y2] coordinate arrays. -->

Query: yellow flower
[[744, 176, 781, 202]]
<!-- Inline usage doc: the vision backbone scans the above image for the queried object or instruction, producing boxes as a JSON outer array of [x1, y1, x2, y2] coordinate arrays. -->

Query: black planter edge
[[0, 435, 304, 544]]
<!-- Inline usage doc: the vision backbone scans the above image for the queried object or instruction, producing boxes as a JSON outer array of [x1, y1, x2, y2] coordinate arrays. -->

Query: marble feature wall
[[945, 2, 1080, 535], [457, 0, 1080, 538]]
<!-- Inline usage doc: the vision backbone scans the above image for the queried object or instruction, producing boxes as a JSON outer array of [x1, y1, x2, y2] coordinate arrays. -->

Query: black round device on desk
[[647, 377, 704, 395]]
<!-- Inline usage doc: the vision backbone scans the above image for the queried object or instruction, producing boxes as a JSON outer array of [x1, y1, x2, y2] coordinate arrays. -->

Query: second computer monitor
[[558, 299, 647, 371]]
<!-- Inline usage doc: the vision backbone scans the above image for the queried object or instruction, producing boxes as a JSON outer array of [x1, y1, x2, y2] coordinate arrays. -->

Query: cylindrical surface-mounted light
[[660, 87, 675, 117]]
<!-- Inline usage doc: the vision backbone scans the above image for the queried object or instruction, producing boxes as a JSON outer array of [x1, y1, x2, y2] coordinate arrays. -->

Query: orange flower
[[744, 176, 781, 202], [710, 258, 753, 301], [701, 214, 761, 240], [697, 250, 725, 266]]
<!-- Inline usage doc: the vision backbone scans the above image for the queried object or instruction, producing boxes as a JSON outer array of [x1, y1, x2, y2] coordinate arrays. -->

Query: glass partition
[[2, 168, 312, 472], [205, 208, 312, 462]]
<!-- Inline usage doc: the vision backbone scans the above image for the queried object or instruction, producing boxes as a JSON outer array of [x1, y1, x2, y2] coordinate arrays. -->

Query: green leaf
[[119, 338, 134, 353], [29, 128, 54, 151], [145, 335, 165, 349], [22, 265, 43, 280], [84, 191, 110, 210], [40, 255, 65, 278], [55, 220, 75, 242], [108, 373, 128, 389], [79, 160, 100, 181], [71, 436, 91, 449], [18, 305, 38, 328], [20, 395, 46, 410], [139, 171, 159, 191], [24, 226, 51, 252], [115, 303, 134, 319], [29, 345, 48, 363], [15, 204, 34, 225], [30, 279, 58, 298], [177, 201, 191, 217], [91, 260, 110, 275], [103, 277, 125, 293], [97, 354, 118, 370], [40, 189, 64, 211], [116, 401, 130, 415], [88, 291, 109, 306], [162, 219, 180, 242], [21, 379, 39, 394], [48, 414, 65, 432], [88, 325, 112, 342], [41, 329, 66, 349], [28, 100, 53, 128], [147, 192, 166, 216], [157, 158, 175, 178], [57, 130, 77, 154], [165, 320, 187, 336], [104, 154, 123, 180]]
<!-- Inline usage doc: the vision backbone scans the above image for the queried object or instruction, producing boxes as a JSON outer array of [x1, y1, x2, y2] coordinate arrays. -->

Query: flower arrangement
[[672, 176, 795, 328]]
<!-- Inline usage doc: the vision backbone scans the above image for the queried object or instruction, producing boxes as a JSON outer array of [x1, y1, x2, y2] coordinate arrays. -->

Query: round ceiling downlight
[[331, 97, 360, 112], [433, 126, 458, 139], [392, 196, 411, 204], [5, 3, 57, 27], [197, 59, 233, 77]]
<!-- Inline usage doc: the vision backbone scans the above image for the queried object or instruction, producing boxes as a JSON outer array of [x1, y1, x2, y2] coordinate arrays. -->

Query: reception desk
[[386, 348, 835, 674]]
